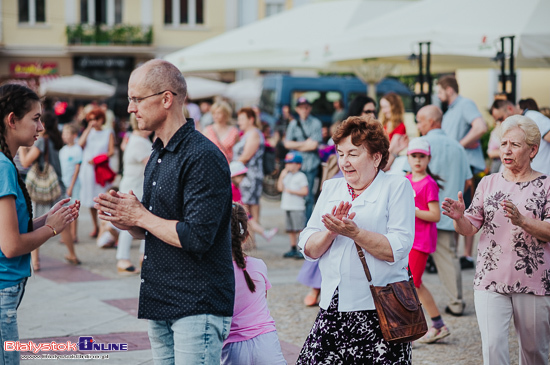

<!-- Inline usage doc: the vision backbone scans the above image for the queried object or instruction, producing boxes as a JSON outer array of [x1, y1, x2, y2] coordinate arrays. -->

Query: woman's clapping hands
[[322, 201, 358, 239], [45, 198, 81, 235]]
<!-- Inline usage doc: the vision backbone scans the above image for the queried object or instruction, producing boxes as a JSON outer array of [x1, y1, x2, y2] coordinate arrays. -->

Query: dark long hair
[[231, 203, 256, 293], [41, 111, 64, 150], [0, 84, 39, 231], [427, 166, 445, 190], [347, 95, 376, 118]]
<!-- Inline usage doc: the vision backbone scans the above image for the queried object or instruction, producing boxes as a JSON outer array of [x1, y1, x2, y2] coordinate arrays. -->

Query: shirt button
[[157, 158, 161, 163], [145, 231, 148, 236], [141, 279, 144, 283], [144, 255, 147, 259], [149, 206, 152, 210], [153, 182, 156, 186]]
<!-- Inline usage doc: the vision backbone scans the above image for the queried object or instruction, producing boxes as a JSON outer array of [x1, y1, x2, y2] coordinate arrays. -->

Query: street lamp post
[[410, 41, 432, 113], [494, 36, 516, 102]]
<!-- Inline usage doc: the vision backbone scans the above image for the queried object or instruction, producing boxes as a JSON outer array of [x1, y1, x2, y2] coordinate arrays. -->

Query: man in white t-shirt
[[490, 99, 550, 175], [277, 152, 308, 259]]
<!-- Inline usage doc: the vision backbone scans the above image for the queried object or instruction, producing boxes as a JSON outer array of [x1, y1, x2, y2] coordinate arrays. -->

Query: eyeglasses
[[128, 90, 177, 105], [362, 109, 376, 115]]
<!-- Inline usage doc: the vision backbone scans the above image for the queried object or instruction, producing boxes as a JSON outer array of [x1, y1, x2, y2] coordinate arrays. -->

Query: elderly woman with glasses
[[296, 116, 415, 364], [78, 107, 115, 238], [443, 115, 550, 365]]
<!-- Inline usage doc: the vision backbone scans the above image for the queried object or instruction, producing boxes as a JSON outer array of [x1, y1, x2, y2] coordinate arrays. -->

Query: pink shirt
[[406, 174, 439, 253], [203, 125, 239, 161], [231, 183, 242, 204], [224, 257, 277, 345], [465, 173, 550, 295]]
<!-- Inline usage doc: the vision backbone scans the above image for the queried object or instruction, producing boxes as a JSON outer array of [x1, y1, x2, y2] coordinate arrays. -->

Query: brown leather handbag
[[355, 243, 428, 343]]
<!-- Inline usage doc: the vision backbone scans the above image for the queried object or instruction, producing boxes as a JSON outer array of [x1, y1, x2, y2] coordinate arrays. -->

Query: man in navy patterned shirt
[[94, 59, 234, 364]]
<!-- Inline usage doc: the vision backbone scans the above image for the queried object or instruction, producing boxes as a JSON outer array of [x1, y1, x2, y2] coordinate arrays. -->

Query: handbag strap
[[354, 242, 412, 283], [43, 137, 50, 163], [37, 137, 50, 171], [355, 242, 373, 282], [295, 119, 309, 140]]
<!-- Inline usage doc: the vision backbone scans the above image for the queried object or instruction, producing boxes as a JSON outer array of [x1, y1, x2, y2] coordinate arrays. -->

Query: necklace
[[347, 170, 379, 200]]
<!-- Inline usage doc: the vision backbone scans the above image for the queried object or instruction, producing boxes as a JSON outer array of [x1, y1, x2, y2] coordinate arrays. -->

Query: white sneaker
[[262, 228, 278, 242]]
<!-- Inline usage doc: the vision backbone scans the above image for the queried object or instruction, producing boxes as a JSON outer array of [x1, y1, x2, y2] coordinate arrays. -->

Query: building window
[[80, 0, 89, 23], [80, 0, 123, 25], [164, 0, 204, 26], [265, 0, 284, 17], [265, 4, 283, 17], [18, 0, 46, 24]]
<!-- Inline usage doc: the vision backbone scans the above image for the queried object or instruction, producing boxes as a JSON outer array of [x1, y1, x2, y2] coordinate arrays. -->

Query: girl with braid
[[0, 84, 80, 364], [221, 203, 286, 365]]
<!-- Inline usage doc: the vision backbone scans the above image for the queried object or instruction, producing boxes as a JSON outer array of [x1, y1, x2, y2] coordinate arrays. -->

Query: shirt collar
[[447, 95, 462, 109], [152, 119, 195, 152], [329, 171, 384, 205], [426, 128, 446, 136]]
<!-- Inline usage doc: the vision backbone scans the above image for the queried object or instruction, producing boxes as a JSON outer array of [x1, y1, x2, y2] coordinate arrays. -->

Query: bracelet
[[391, 152, 398, 158], [45, 224, 57, 236]]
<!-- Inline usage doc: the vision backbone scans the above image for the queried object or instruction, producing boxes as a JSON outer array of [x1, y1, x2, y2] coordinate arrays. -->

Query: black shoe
[[426, 255, 438, 274], [294, 251, 304, 260], [445, 305, 465, 317], [460, 256, 475, 270], [283, 249, 299, 258]]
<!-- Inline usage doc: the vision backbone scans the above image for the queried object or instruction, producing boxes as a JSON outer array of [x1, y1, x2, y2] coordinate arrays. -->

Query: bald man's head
[[131, 59, 187, 105], [416, 105, 443, 136]]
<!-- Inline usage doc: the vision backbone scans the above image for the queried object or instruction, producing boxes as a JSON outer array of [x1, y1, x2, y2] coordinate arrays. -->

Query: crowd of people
[[1, 62, 549, 364]]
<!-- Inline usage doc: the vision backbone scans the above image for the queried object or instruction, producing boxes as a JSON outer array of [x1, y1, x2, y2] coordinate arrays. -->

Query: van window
[[260, 89, 276, 116], [291, 90, 343, 117]]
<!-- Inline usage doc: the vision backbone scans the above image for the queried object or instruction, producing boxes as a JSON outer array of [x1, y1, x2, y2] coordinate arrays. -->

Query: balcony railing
[[66, 24, 153, 45]]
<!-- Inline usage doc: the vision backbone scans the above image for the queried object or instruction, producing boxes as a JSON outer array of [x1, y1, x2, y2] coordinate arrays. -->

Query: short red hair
[[86, 107, 106, 124], [332, 116, 390, 170]]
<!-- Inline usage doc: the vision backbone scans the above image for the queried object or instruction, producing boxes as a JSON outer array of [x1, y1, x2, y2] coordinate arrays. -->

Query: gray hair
[[499, 114, 541, 150], [134, 59, 187, 104]]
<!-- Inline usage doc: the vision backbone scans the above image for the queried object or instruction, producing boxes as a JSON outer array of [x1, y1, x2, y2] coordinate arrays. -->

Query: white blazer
[[299, 171, 415, 312]]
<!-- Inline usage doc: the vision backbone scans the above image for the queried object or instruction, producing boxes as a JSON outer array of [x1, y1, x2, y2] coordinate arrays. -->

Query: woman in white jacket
[[296, 116, 415, 364]]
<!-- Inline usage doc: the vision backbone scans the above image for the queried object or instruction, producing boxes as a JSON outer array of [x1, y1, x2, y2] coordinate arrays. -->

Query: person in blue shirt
[[415, 105, 472, 317], [0, 84, 80, 364], [437, 75, 488, 270]]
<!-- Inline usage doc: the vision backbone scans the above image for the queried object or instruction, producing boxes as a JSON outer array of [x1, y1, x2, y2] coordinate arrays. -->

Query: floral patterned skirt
[[296, 288, 411, 365]]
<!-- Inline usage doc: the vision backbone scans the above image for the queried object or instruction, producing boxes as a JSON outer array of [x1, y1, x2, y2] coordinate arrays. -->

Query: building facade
[[0, 0, 301, 115]]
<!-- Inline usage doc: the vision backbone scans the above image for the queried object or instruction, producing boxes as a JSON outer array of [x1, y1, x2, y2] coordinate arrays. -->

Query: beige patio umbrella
[[39, 75, 116, 99]]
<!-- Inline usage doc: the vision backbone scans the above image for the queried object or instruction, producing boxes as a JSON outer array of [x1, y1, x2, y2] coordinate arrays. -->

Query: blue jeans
[[148, 314, 232, 365], [0, 281, 26, 365], [303, 167, 319, 221]]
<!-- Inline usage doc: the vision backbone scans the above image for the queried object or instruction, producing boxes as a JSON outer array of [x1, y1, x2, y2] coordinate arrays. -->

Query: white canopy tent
[[164, 0, 414, 73], [327, 0, 550, 71], [222, 78, 263, 105], [39, 75, 116, 99], [185, 76, 228, 100]]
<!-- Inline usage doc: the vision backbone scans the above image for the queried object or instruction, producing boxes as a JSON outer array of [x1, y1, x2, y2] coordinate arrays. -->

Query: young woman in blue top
[[0, 84, 80, 364]]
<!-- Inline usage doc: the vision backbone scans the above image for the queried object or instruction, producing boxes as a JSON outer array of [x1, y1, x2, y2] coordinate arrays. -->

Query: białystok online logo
[[4, 336, 128, 352]]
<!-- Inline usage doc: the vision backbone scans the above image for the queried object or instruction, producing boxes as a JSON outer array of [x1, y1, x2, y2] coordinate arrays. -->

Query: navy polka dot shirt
[[138, 120, 234, 321]]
